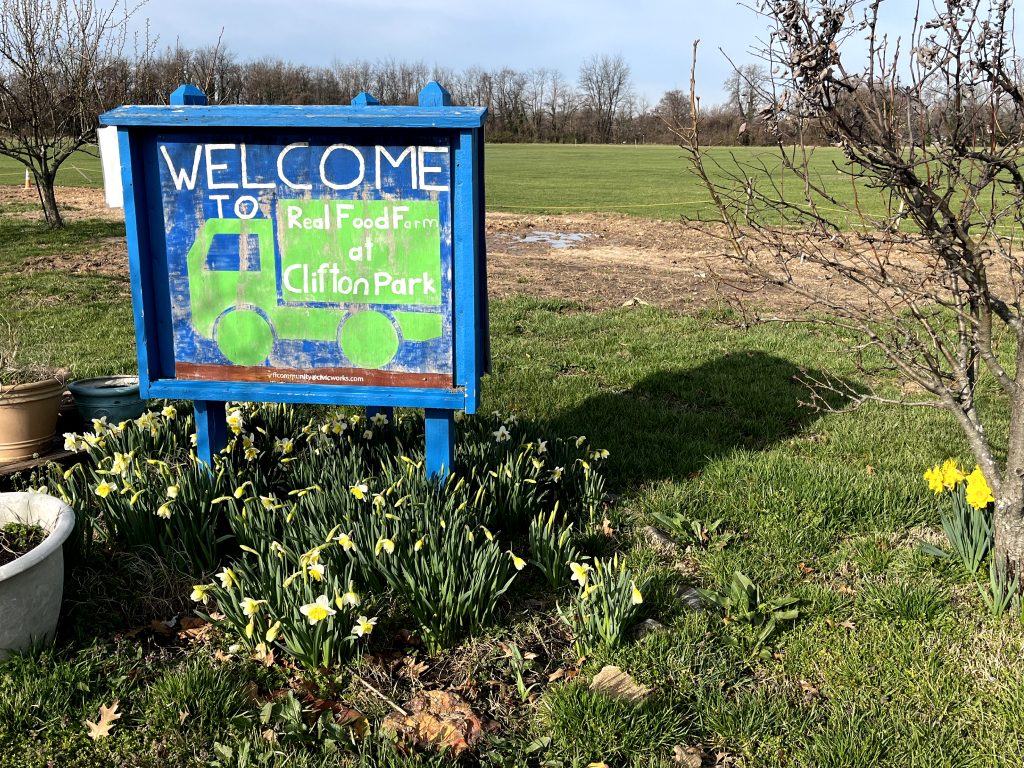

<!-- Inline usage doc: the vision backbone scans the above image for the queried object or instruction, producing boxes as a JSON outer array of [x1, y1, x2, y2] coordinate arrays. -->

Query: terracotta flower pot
[[0, 378, 65, 463]]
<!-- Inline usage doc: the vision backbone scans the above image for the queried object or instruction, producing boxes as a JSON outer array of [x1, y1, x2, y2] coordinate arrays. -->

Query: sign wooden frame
[[100, 82, 488, 476]]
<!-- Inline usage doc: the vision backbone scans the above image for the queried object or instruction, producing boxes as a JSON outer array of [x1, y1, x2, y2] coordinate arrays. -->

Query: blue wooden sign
[[100, 83, 489, 476]]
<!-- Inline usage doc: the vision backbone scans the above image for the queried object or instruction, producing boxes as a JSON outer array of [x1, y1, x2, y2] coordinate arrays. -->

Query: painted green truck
[[185, 199, 444, 370]]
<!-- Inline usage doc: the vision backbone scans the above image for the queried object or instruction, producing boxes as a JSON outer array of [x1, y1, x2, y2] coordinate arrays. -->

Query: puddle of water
[[514, 230, 594, 249]]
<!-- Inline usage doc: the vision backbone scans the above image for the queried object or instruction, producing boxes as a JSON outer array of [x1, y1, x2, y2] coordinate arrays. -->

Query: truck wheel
[[215, 308, 274, 366], [340, 310, 399, 369]]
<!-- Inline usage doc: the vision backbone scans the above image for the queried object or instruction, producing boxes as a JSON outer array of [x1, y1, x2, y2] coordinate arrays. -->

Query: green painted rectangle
[[277, 199, 442, 307]]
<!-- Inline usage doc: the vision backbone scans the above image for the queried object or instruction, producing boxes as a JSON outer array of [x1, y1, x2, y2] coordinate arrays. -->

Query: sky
[[130, 0, 925, 106]]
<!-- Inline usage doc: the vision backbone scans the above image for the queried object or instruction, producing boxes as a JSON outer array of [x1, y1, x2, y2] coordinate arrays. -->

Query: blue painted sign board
[[100, 83, 489, 475]]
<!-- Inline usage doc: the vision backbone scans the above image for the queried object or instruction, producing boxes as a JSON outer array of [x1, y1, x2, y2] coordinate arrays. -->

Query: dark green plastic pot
[[68, 376, 146, 426]]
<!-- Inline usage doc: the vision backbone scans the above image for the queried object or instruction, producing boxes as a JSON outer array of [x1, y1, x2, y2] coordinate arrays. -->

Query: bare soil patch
[[3, 187, 879, 313]]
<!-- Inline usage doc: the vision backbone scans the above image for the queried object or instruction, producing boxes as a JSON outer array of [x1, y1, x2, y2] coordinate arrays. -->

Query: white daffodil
[[273, 437, 294, 455], [551, 466, 564, 482], [337, 588, 360, 608], [63, 432, 79, 452], [191, 584, 214, 603], [362, 429, 374, 440], [155, 502, 173, 519], [371, 412, 389, 427], [166, 484, 179, 499], [351, 615, 377, 637], [94, 480, 117, 498], [299, 595, 336, 625], [109, 451, 133, 475], [569, 561, 591, 586], [536, 439, 548, 455], [92, 416, 110, 434], [308, 562, 325, 582], [162, 404, 177, 419], [240, 597, 266, 617], [217, 568, 237, 589], [337, 531, 355, 550], [375, 537, 395, 556], [226, 409, 244, 434], [493, 425, 512, 443], [350, 483, 369, 500]]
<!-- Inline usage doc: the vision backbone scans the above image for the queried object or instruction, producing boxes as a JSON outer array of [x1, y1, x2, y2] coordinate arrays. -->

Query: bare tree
[[723, 63, 769, 145], [578, 53, 632, 143], [0, 0, 141, 227], [679, 1, 1024, 581]]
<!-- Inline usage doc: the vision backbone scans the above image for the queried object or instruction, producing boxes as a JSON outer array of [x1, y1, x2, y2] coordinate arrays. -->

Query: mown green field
[[1, 149, 1022, 766], [0, 144, 865, 223]]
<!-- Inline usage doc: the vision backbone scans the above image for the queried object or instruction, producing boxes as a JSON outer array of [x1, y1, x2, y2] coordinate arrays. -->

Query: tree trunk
[[994, 491, 1024, 584], [35, 171, 64, 228]]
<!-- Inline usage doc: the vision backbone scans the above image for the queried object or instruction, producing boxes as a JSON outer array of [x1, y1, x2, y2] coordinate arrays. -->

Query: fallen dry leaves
[[85, 701, 121, 740], [589, 665, 652, 704], [382, 690, 486, 757]]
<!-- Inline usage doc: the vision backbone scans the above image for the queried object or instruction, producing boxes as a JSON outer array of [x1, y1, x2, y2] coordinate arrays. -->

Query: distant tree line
[[118, 45, 780, 146]]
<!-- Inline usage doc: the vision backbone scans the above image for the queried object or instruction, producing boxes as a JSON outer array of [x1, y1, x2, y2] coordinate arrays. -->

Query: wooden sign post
[[101, 83, 488, 477]]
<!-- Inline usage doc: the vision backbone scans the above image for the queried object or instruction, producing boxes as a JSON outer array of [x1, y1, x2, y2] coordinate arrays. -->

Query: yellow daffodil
[[308, 563, 325, 582], [337, 531, 355, 550], [509, 551, 527, 571], [273, 437, 294, 455], [265, 621, 281, 642], [166, 484, 179, 499], [375, 537, 395, 556], [481, 526, 494, 542], [591, 448, 610, 460], [155, 502, 173, 520], [570, 561, 591, 586], [217, 568, 237, 589], [414, 538, 425, 552], [551, 466, 564, 482], [260, 495, 279, 510], [630, 581, 644, 605], [493, 425, 512, 442], [233, 482, 252, 499], [575, 436, 587, 448], [243, 446, 259, 461], [941, 459, 965, 489], [351, 615, 377, 637], [244, 620, 255, 638], [94, 480, 117, 498], [299, 595, 336, 625], [162, 404, 177, 419], [350, 483, 369, 500], [965, 466, 995, 509], [92, 416, 110, 434], [240, 597, 266, 617], [923, 464, 944, 493], [63, 432, 79, 452], [582, 583, 600, 600], [191, 584, 214, 603]]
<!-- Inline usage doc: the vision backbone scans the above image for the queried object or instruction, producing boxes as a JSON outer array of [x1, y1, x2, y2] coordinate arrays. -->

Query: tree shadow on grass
[[544, 350, 861, 488]]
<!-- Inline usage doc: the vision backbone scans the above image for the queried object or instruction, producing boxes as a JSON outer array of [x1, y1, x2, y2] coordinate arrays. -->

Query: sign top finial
[[170, 84, 208, 106]]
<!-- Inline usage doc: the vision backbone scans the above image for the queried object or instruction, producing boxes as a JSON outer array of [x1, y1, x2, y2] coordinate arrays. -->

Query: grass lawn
[[2, 207, 1022, 766], [0, 143, 867, 224]]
